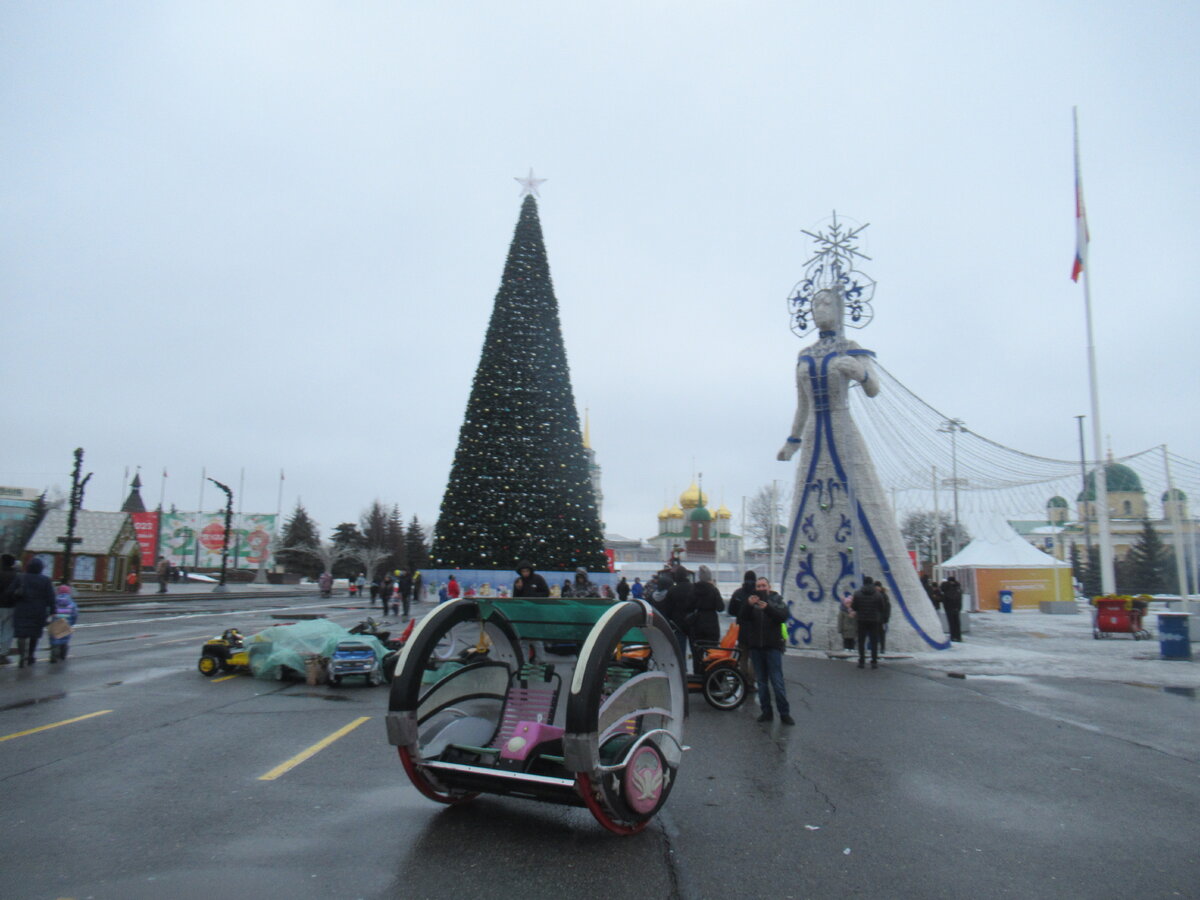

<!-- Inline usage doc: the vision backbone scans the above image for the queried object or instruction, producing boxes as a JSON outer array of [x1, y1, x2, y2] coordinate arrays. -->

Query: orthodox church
[[647, 482, 743, 564], [1011, 458, 1195, 578]]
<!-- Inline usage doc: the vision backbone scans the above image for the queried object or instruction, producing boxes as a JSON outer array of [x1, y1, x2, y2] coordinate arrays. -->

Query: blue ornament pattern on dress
[[801, 513, 818, 543], [835, 512, 852, 544], [793, 553, 825, 604], [788, 615, 813, 646], [832, 550, 858, 603]]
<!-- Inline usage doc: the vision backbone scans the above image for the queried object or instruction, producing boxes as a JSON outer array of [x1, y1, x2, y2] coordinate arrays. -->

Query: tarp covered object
[[247, 620, 385, 680]]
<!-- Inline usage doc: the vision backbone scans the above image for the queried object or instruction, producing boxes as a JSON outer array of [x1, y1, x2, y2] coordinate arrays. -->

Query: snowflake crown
[[787, 212, 876, 337]]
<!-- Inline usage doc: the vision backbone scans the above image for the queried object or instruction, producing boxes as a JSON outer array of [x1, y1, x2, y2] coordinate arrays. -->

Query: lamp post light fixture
[[207, 477, 233, 593]]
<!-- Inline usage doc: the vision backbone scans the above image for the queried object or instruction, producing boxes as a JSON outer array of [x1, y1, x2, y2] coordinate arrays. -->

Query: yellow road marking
[[258, 717, 372, 781], [0, 710, 113, 743], [212, 674, 241, 683]]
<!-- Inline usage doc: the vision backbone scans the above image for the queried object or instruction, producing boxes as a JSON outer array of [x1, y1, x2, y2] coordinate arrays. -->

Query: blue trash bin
[[1157, 612, 1192, 661], [999, 590, 1014, 614]]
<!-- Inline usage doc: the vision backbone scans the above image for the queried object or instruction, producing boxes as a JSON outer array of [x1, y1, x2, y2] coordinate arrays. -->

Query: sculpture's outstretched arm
[[777, 364, 810, 461], [832, 353, 880, 398]]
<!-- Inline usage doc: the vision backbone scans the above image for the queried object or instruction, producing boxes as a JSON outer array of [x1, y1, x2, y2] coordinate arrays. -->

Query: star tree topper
[[515, 168, 547, 198]]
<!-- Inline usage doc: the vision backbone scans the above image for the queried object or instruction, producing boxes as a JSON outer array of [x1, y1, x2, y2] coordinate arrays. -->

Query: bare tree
[[901, 511, 970, 571], [351, 544, 393, 583], [746, 484, 788, 550], [284, 539, 356, 576]]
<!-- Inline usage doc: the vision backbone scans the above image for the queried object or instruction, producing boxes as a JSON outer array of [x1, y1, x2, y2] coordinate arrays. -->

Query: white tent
[[941, 521, 1071, 611]]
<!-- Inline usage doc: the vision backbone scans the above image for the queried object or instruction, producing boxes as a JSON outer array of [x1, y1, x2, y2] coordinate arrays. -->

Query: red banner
[[604, 548, 615, 572], [131, 511, 160, 567]]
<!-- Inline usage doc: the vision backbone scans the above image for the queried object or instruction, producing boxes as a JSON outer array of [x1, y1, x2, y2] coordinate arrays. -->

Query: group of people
[[526, 560, 794, 727], [837, 576, 892, 669], [921, 573, 965, 642], [368, 569, 422, 619], [0, 553, 79, 667]]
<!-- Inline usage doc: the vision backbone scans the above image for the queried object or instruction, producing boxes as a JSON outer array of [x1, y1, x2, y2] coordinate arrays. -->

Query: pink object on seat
[[499, 721, 565, 761]]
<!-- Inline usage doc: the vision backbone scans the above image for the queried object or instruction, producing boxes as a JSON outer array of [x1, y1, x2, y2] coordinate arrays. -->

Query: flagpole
[[1075, 107, 1115, 595]]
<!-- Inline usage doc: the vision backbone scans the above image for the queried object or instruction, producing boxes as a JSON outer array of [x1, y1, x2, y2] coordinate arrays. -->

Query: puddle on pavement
[[947, 673, 966, 679], [0, 692, 67, 712], [279, 691, 359, 702], [1120, 682, 1197, 700]]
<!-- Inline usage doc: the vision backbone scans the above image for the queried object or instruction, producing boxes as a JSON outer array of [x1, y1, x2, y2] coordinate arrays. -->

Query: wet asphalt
[[0, 591, 1196, 899]]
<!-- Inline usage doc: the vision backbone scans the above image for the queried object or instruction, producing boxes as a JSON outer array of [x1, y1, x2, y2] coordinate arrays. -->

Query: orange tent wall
[[973, 567, 1074, 610]]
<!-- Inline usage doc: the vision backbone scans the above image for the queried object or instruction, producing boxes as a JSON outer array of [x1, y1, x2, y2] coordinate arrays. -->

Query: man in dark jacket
[[512, 561, 550, 598], [727, 570, 758, 687], [396, 569, 414, 618], [939, 574, 964, 642], [851, 577, 889, 669], [13, 557, 56, 667], [736, 576, 793, 725]]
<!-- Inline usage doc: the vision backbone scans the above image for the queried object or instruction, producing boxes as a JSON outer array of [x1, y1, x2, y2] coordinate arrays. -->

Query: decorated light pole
[[207, 477, 233, 592], [59, 448, 92, 584]]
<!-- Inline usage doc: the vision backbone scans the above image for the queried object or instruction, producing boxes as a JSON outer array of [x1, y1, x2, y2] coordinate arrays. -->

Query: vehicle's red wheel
[[398, 747, 478, 805], [575, 773, 650, 836]]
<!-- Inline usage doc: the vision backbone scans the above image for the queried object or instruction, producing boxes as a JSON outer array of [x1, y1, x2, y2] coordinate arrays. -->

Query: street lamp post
[[938, 419, 966, 556], [207, 478, 233, 593]]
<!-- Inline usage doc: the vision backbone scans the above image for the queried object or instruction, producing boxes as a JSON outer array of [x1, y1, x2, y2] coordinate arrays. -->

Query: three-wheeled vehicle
[[386, 596, 687, 835]]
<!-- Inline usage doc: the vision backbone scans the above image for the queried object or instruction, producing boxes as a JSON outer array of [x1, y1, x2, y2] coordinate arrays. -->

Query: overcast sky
[[4, 1, 1198, 545]]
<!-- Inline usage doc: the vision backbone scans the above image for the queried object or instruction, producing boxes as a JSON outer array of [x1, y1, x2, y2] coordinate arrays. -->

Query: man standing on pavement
[[939, 574, 964, 642], [155, 556, 170, 594], [735, 576, 793, 725], [396, 568, 413, 619]]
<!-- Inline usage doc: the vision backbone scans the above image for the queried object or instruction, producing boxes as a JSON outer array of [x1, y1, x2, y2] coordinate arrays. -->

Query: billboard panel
[[130, 511, 160, 567], [160, 512, 277, 569]]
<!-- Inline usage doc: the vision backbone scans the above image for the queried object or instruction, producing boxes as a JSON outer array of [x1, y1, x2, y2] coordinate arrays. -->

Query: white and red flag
[[1072, 113, 1089, 282]]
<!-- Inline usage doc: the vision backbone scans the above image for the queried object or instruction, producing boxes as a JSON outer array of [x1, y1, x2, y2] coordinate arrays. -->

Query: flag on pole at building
[[1071, 110, 1089, 282]]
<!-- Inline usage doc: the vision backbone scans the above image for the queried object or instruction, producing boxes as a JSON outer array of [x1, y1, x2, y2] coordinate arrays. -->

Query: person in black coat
[[396, 569, 414, 618], [13, 557, 56, 667], [727, 570, 758, 686], [512, 561, 550, 598], [659, 567, 693, 640], [616, 576, 631, 602], [939, 574, 964, 642], [735, 575, 793, 724], [687, 565, 725, 676], [851, 576, 889, 669]]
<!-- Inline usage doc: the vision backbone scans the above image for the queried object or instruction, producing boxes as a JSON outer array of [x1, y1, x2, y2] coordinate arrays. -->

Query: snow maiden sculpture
[[776, 217, 947, 653]]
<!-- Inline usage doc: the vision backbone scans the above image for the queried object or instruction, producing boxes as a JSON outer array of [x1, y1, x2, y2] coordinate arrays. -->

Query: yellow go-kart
[[197, 629, 251, 676]]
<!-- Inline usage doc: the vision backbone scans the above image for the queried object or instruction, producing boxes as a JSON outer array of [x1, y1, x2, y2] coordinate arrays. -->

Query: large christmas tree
[[432, 192, 607, 572]]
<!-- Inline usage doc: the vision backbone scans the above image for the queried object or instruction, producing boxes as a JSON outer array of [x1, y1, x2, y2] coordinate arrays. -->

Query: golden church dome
[[679, 482, 708, 510], [716, 504, 732, 519]]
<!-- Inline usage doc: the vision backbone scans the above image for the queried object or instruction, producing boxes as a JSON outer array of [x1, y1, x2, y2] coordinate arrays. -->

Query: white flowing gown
[[779, 333, 947, 652]]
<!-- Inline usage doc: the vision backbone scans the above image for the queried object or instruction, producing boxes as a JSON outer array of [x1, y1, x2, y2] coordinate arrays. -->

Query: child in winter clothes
[[50, 583, 79, 663], [837, 593, 857, 651]]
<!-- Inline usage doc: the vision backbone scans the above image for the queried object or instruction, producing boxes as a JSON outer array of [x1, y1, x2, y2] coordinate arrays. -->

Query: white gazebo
[[940, 521, 1074, 612]]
